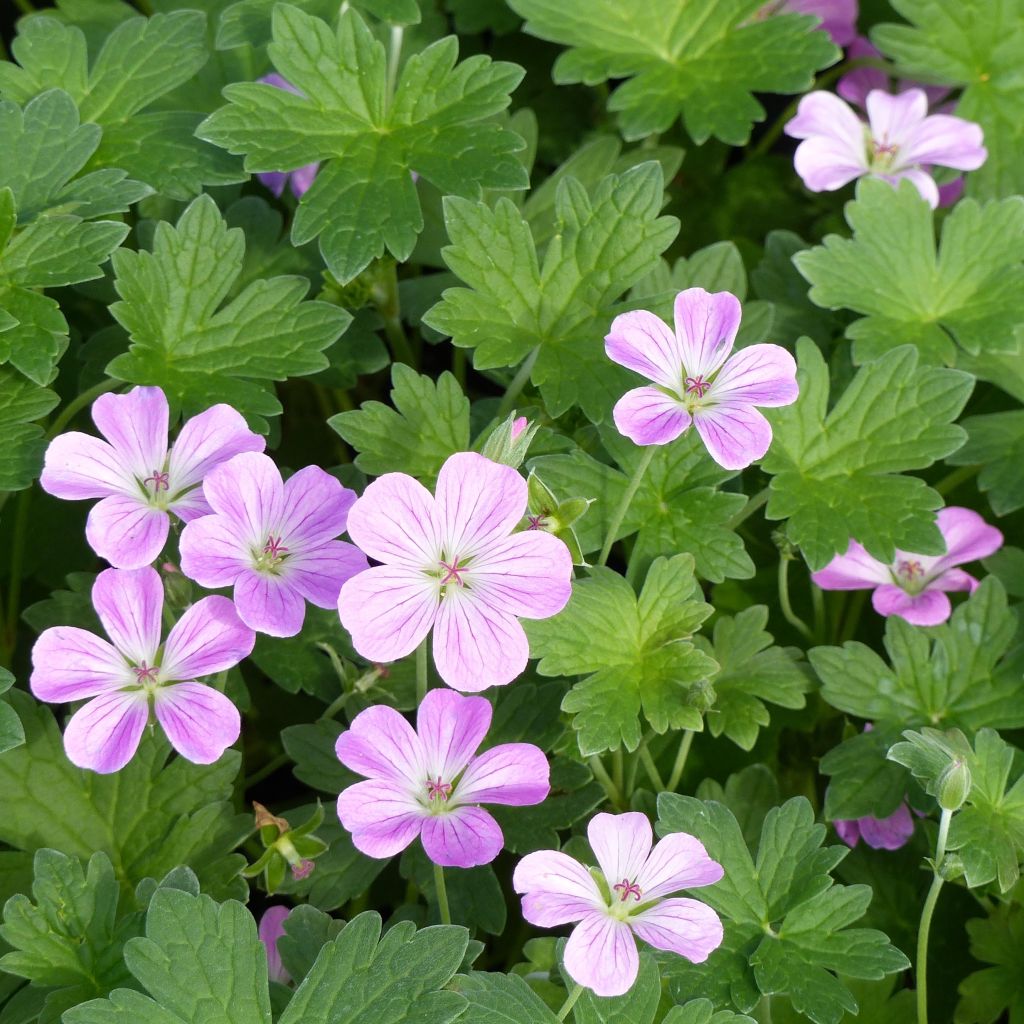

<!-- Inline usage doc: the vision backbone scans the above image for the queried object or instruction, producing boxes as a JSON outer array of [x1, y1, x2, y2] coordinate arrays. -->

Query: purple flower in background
[[259, 906, 292, 984], [812, 507, 1003, 626], [335, 688, 549, 868], [784, 88, 986, 208], [255, 74, 319, 198], [606, 287, 798, 470], [41, 386, 264, 570], [179, 453, 368, 638], [30, 567, 253, 773], [772, 0, 858, 46], [513, 812, 723, 997], [835, 803, 915, 850], [338, 452, 572, 692]]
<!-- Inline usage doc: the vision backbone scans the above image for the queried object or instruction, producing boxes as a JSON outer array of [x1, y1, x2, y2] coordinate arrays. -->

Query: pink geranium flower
[[757, 0, 857, 46], [835, 803, 915, 850], [811, 507, 1003, 626], [337, 452, 572, 692], [335, 688, 549, 868], [30, 567, 253, 773], [40, 386, 264, 570], [258, 906, 292, 984], [784, 88, 986, 208], [255, 74, 319, 198], [513, 812, 724, 997], [606, 287, 798, 470], [179, 452, 368, 638]]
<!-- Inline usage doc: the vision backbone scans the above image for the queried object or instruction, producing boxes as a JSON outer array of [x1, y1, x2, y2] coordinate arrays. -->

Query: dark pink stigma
[[132, 661, 158, 682], [263, 536, 288, 559], [613, 878, 642, 903], [144, 470, 170, 491], [439, 558, 466, 587], [527, 514, 547, 531], [874, 139, 898, 155], [426, 776, 452, 802], [898, 559, 924, 579], [291, 859, 314, 880], [684, 375, 711, 398]]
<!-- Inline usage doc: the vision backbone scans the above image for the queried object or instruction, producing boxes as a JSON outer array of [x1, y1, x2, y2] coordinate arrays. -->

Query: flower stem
[[726, 486, 770, 529], [378, 263, 416, 367], [386, 25, 403, 104], [45, 378, 119, 439], [759, 994, 773, 1024], [597, 446, 656, 567], [433, 861, 452, 925], [667, 729, 695, 792], [638, 739, 666, 791], [916, 807, 952, 1024], [557, 983, 584, 1022], [415, 638, 429, 704], [612, 747, 624, 796], [244, 752, 290, 789], [935, 463, 979, 496], [778, 554, 814, 642], [588, 755, 622, 807], [497, 348, 538, 419]]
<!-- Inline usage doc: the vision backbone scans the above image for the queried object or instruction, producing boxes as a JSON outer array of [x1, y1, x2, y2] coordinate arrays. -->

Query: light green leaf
[[947, 410, 1024, 515], [663, 1000, 756, 1024], [0, 366, 59, 490], [0, 668, 24, 755], [763, 339, 972, 569], [957, 905, 1024, 1023], [794, 179, 1024, 364], [452, 972, 559, 1023]]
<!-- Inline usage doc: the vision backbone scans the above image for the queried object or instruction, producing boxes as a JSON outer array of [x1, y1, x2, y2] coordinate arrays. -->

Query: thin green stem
[[452, 346, 467, 390], [935, 463, 979, 496], [46, 379, 119, 439], [588, 755, 621, 807], [811, 583, 826, 643], [416, 638, 429, 704], [378, 264, 416, 367], [597, 446, 656, 567], [612, 747, 624, 796], [244, 753, 290, 789], [433, 861, 452, 925], [386, 25, 404, 104], [667, 730, 695, 792], [727, 487, 769, 529], [778, 555, 814, 642], [638, 741, 666, 792], [319, 690, 351, 721], [759, 994, 773, 1024], [838, 590, 867, 644], [916, 808, 952, 1024], [557, 983, 584, 1022], [13, 0, 35, 14], [497, 348, 538, 419]]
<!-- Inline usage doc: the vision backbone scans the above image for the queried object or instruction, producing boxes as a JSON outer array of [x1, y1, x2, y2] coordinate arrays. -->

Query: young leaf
[[947, 410, 1024, 515], [508, 0, 837, 144], [957, 905, 1024, 1023], [794, 179, 1024, 364], [763, 339, 972, 569], [526, 555, 717, 755], [424, 164, 678, 422], [198, 4, 527, 282], [107, 194, 351, 431]]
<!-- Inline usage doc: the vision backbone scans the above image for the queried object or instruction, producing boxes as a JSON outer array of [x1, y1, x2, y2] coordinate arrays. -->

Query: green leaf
[[656, 794, 909, 1024], [527, 555, 716, 755], [663, 1001, 756, 1024], [424, 163, 678, 422], [694, 606, 810, 751], [763, 339, 972, 570], [330, 364, 470, 483], [573, 952, 661, 1024], [794, 179, 1024, 364], [810, 579, 1024, 732], [107, 194, 350, 431], [508, 0, 837, 144], [947, 411, 1024, 515], [275, 904, 345, 984], [0, 668, 24, 755], [873, 0, 1024, 199], [820, 727, 910, 823], [0, 366, 59, 490], [957, 905, 1024, 1023], [401, 846, 506, 935], [198, 4, 526, 282], [452, 972, 559, 1023]]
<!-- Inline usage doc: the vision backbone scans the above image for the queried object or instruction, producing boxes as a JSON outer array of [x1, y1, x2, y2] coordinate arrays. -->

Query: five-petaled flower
[[811, 506, 1003, 626], [606, 287, 799, 470], [179, 452, 368, 638], [337, 451, 573, 692], [255, 74, 320, 198], [784, 88, 986, 208], [513, 812, 724, 997], [40, 386, 264, 570], [335, 687, 549, 868], [30, 566, 253, 773]]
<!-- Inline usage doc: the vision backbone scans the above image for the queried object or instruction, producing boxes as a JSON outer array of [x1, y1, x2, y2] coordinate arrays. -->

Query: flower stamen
[[684, 375, 711, 399], [527, 514, 547, 531], [613, 878, 642, 903], [439, 558, 467, 587], [263, 536, 289, 560], [132, 661, 159, 683], [144, 470, 170, 492], [426, 776, 452, 802]]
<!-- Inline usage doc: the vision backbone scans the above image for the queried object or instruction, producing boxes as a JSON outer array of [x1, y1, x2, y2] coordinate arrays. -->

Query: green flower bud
[[937, 758, 971, 811], [481, 413, 538, 468]]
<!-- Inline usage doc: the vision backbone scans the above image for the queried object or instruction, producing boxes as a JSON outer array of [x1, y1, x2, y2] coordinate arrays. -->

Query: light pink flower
[[179, 452, 368, 638], [834, 803, 915, 850], [812, 507, 1003, 626], [837, 37, 950, 110], [511, 416, 528, 440], [40, 386, 264, 570], [784, 88, 986, 208], [513, 812, 724, 997], [30, 567, 253, 773], [258, 906, 291, 984], [337, 452, 572, 692], [255, 74, 319, 198], [335, 688, 549, 868], [770, 0, 858, 46], [606, 287, 798, 470]]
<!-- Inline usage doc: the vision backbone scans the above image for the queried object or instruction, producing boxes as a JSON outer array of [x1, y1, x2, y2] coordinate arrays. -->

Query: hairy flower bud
[[937, 758, 971, 812]]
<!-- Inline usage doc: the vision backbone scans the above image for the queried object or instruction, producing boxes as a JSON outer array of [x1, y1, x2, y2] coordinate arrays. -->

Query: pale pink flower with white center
[[756, 0, 858, 46], [258, 906, 292, 984], [40, 386, 264, 570], [179, 452, 368, 638], [337, 452, 572, 692], [335, 688, 549, 868], [606, 288, 798, 470], [30, 567, 253, 774], [812, 507, 1003, 626], [784, 88, 986, 208], [513, 812, 724, 997]]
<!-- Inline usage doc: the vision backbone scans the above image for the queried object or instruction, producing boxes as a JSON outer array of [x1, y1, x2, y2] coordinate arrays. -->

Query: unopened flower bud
[[686, 679, 717, 714], [481, 412, 539, 468], [937, 758, 971, 811]]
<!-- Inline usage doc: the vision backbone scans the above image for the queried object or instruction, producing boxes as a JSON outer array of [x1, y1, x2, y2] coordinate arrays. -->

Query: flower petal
[[630, 897, 724, 964], [673, 288, 742, 379], [31, 627, 129, 702], [161, 596, 255, 681], [836, 38, 886, 109], [280, 466, 357, 546], [91, 567, 163, 664], [432, 592, 529, 692], [337, 779, 425, 859], [179, 514, 248, 588], [834, 819, 862, 847], [86, 495, 170, 569], [456, 743, 550, 806], [635, 832, 724, 900], [202, 452, 283, 544], [420, 805, 504, 867], [564, 913, 639, 998], [91, 386, 168, 482], [901, 112, 987, 171], [513, 850, 603, 926], [338, 565, 439, 663], [336, 703, 426, 784], [234, 570, 307, 637], [866, 88, 929, 151], [62, 690, 149, 774], [929, 568, 977, 593], [285, 542, 369, 610], [257, 170, 288, 197], [708, 344, 798, 408], [40, 432, 132, 500], [289, 162, 319, 197], [470, 529, 573, 619], [258, 907, 291, 985], [588, 812, 652, 888], [153, 682, 240, 764], [692, 403, 773, 470], [784, 0, 857, 46], [435, 452, 527, 558], [856, 803, 915, 850], [167, 403, 265, 494], [871, 584, 951, 626], [794, 136, 870, 192], [890, 167, 940, 208], [612, 387, 691, 446], [811, 541, 892, 590], [345, 472, 438, 566], [604, 309, 682, 388], [932, 506, 1003, 573], [416, 688, 491, 783]]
